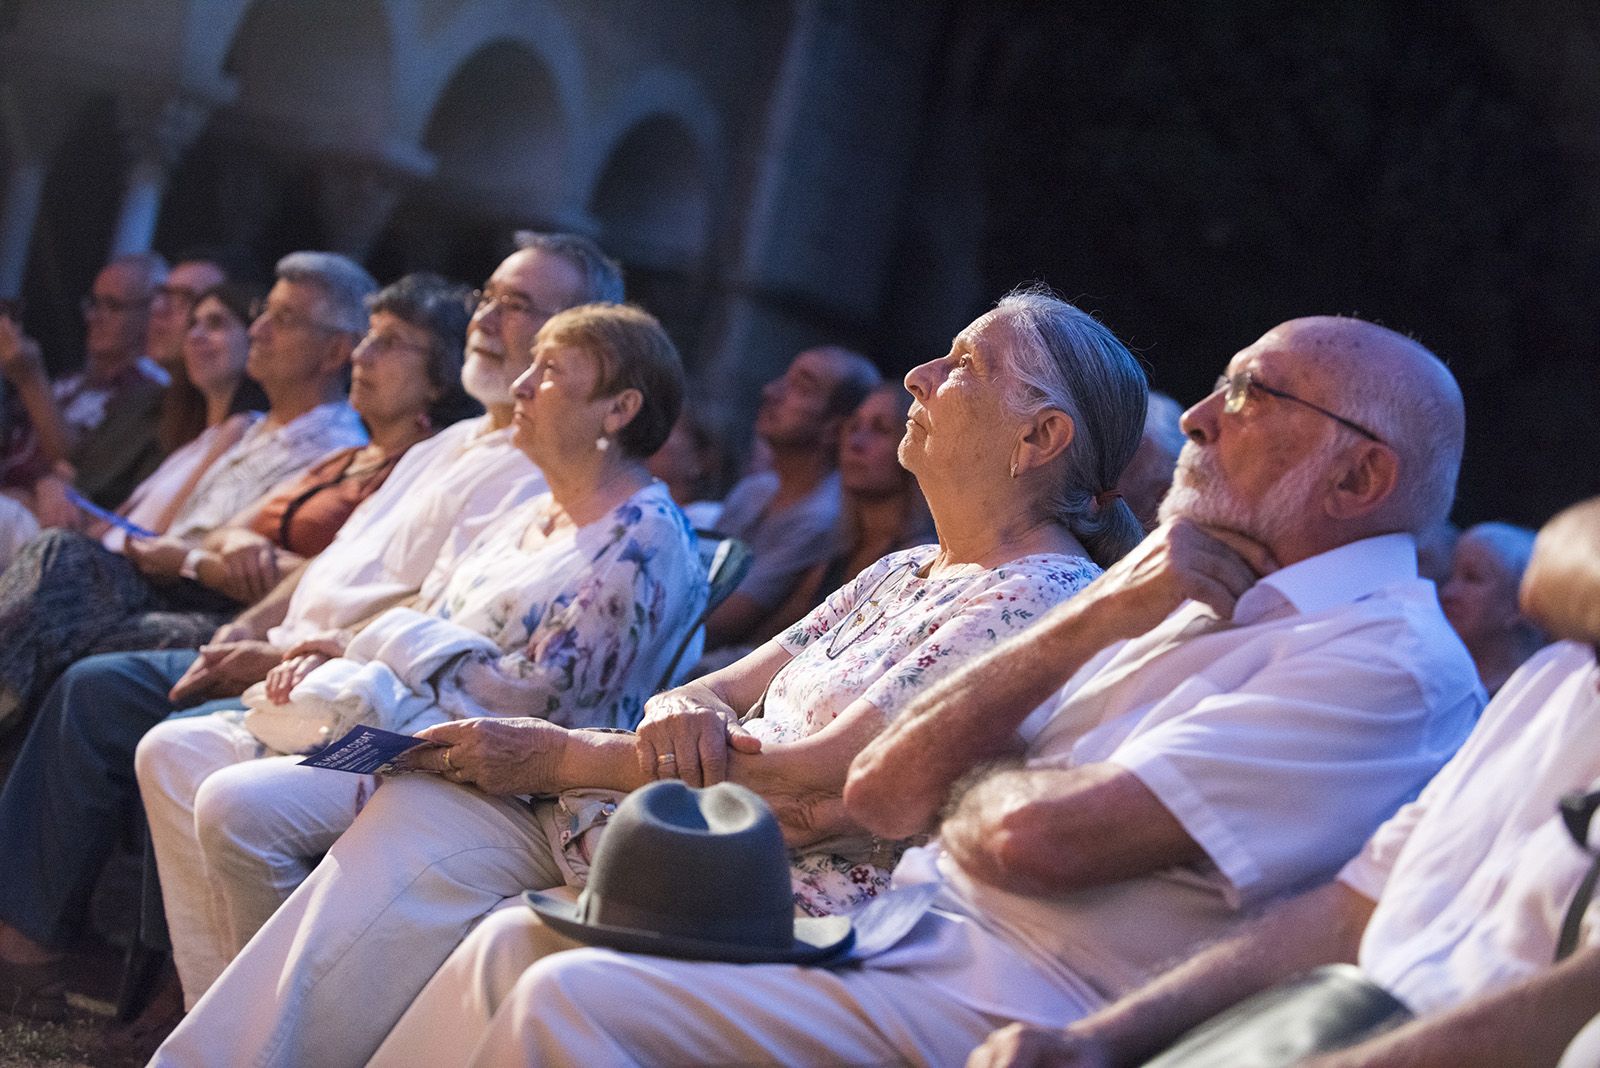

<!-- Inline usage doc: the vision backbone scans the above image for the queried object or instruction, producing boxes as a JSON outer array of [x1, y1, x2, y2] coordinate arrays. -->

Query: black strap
[[1557, 853, 1600, 962]]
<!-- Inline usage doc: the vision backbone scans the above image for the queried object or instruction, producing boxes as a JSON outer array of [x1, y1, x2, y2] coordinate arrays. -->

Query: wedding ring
[[442, 748, 455, 773], [656, 753, 678, 766]]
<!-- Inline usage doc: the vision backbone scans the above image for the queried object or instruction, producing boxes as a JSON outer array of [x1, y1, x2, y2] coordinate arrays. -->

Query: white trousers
[[151, 772, 566, 1068], [133, 712, 376, 1007], [373, 906, 1015, 1068]]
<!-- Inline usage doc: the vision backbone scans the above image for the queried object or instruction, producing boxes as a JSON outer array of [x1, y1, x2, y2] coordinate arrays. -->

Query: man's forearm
[[1072, 881, 1375, 1066], [1304, 944, 1600, 1068], [844, 592, 1129, 837], [11, 372, 70, 463]]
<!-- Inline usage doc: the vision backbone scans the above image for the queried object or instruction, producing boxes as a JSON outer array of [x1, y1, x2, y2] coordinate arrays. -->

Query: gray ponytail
[[996, 285, 1148, 569]]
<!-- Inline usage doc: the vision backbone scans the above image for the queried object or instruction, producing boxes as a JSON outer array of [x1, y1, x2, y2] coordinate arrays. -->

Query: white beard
[[1159, 439, 1336, 545], [462, 352, 514, 408]]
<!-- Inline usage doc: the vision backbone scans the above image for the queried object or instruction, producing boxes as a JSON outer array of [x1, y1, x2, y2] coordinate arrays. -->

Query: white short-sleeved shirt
[[268, 416, 544, 646], [878, 533, 1483, 1022], [1339, 640, 1600, 1014]]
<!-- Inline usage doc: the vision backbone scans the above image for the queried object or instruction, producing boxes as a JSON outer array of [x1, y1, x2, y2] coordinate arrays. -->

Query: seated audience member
[[331, 314, 1482, 1068], [0, 234, 615, 1018], [0, 251, 373, 731], [1440, 520, 1546, 694], [1116, 390, 1186, 532], [760, 381, 936, 636], [702, 345, 881, 651], [136, 302, 706, 1013], [646, 403, 728, 528], [145, 254, 241, 453], [1, 282, 268, 570], [151, 286, 1148, 1067], [968, 494, 1600, 1068], [90, 284, 268, 557], [0, 252, 171, 515]]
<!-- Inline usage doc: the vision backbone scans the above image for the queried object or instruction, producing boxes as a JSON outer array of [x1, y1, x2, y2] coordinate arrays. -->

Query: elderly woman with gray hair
[[152, 286, 1149, 1068]]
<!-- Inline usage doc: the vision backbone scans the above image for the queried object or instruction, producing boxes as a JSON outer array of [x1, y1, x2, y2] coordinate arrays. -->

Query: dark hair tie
[[1094, 489, 1123, 509]]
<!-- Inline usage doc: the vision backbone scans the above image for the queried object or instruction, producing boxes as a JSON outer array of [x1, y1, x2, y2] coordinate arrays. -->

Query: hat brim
[[524, 890, 855, 966]]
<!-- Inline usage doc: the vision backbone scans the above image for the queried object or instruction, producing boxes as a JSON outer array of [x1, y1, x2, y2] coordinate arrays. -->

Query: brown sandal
[[0, 956, 69, 1021]]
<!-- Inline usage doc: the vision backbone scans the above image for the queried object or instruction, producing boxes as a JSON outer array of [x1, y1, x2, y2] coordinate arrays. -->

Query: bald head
[[1520, 497, 1600, 644], [1270, 316, 1464, 534]]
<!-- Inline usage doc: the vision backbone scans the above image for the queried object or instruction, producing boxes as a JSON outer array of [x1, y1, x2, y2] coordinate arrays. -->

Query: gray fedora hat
[[524, 780, 854, 965]]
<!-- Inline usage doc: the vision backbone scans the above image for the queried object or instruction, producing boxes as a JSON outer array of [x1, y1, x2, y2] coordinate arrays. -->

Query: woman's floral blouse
[[425, 481, 706, 731], [762, 543, 1102, 915]]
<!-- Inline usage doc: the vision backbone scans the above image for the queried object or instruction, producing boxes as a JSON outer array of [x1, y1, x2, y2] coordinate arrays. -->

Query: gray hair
[[274, 251, 378, 335], [995, 284, 1149, 569], [514, 230, 625, 305]]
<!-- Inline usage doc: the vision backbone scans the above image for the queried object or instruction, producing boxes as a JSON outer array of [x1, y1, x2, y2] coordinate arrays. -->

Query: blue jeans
[[0, 649, 238, 949]]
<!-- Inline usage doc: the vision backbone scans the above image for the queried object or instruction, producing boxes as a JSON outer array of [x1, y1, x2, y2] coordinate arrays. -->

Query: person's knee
[[521, 949, 635, 1017], [193, 769, 274, 858], [132, 718, 185, 789]]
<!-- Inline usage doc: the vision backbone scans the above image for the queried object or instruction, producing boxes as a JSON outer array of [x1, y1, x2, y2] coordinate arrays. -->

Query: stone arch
[[579, 65, 721, 258], [418, 38, 571, 218], [587, 113, 711, 268], [217, 0, 395, 151]]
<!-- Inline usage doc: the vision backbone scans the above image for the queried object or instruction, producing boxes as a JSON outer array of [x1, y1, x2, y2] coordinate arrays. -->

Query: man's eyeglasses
[[249, 299, 343, 335], [80, 294, 151, 317], [1214, 371, 1384, 444], [470, 288, 561, 321]]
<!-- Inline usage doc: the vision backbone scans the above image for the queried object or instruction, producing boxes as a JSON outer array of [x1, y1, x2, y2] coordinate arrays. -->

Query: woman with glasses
[[152, 285, 1148, 1067]]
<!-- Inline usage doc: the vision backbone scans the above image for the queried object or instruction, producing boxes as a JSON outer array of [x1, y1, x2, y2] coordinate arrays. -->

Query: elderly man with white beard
[[361, 316, 1485, 1068]]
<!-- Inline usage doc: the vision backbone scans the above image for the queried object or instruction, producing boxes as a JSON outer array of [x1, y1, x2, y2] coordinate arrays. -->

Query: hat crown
[[579, 781, 795, 948]]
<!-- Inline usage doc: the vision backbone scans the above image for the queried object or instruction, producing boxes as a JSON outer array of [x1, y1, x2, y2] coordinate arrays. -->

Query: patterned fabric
[[763, 543, 1102, 915], [0, 531, 233, 733], [423, 481, 707, 731], [166, 402, 368, 541]]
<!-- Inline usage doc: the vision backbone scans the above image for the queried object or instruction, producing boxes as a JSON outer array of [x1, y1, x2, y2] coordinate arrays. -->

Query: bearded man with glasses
[[972, 493, 1600, 1068]]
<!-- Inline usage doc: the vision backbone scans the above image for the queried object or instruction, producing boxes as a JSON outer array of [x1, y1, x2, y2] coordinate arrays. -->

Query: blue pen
[[64, 487, 158, 539]]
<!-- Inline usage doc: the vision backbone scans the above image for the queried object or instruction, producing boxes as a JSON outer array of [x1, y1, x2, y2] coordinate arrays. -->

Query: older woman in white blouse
[[135, 303, 706, 1014], [153, 287, 1151, 1068]]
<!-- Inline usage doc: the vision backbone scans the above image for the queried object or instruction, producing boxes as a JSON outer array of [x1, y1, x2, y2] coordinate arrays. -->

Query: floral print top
[[424, 481, 706, 731], [763, 543, 1102, 915]]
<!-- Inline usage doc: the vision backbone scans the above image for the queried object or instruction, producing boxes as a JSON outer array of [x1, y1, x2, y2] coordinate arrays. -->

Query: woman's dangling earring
[[595, 436, 611, 452]]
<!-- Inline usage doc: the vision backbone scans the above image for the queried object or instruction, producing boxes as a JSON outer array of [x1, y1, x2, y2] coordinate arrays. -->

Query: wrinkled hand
[[400, 717, 571, 795], [201, 529, 281, 603], [209, 620, 261, 645], [765, 790, 853, 850], [263, 634, 347, 703], [1088, 517, 1277, 634], [169, 640, 285, 705], [967, 1025, 1114, 1068], [635, 684, 762, 787], [0, 317, 44, 383], [123, 535, 192, 578]]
